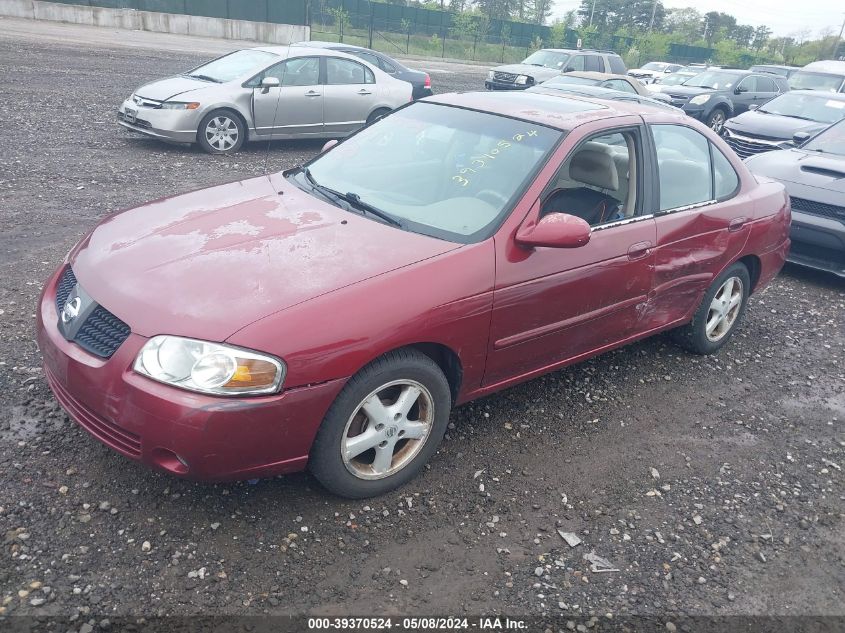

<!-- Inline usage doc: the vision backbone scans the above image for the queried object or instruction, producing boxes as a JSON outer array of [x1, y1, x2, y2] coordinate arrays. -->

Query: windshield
[[788, 71, 845, 92], [642, 62, 668, 71], [521, 50, 571, 69], [185, 49, 279, 83], [684, 71, 742, 89], [302, 102, 563, 243], [758, 93, 845, 124], [541, 75, 598, 87], [803, 120, 845, 156], [660, 73, 692, 86]]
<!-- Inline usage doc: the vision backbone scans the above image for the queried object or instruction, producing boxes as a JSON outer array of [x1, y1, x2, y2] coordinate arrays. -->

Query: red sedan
[[38, 92, 790, 498]]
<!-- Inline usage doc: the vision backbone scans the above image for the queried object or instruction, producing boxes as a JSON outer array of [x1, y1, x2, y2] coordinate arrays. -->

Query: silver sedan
[[118, 46, 413, 154]]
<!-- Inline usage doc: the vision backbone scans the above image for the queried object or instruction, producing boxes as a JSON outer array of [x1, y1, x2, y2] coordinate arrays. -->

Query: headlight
[[160, 102, 201, 110], [689, 94, 711, 105], [487, 70, 494, 80], [134, 336, 285, 396], [515, 75, 529, 85]]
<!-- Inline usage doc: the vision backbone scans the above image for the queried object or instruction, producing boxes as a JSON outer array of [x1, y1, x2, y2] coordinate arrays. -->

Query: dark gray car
[[722, 90, 845, 159], [296, 41, 432, 100], [745, 120, 845, 277]]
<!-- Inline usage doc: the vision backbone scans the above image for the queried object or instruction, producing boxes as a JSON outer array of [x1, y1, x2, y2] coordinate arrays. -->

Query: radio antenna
[[263, 41, 292, 176]]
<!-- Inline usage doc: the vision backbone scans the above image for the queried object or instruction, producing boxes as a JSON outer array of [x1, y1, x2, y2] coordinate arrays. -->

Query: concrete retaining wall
[[0, 0, 309, 44]]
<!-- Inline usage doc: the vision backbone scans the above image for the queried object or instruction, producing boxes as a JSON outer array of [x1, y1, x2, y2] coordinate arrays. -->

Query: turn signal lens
[[224, 358, 281, 389]]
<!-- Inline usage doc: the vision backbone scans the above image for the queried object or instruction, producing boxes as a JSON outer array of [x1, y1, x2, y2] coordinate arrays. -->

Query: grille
[[724, 132, 780, 159], [46, 366, 141, 458], [666, 93, 689, 107], [117, 111, 152, 129], [55, 267, 131, 359], [790, 197, 845, 223], [494, 71, 517, 83]]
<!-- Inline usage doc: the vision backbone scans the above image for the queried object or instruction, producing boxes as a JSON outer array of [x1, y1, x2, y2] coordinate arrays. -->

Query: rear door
[[322, 57, 379, 136], [251, 56, 323, 136], [643, 120, 751, 328]]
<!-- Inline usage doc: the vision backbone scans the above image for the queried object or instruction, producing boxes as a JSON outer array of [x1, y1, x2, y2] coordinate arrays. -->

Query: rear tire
[[366, 108, 391, 126], [197, 109, 245, 155], [671, 262, 751, 355], [309, 349, 451, 499]]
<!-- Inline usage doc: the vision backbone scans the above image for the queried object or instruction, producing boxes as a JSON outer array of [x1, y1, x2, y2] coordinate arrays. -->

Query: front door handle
[[627, 241, 653, 260], [357, 89, 372, 95], [305, 90, 321, 97], [729, 217, 747, 232]]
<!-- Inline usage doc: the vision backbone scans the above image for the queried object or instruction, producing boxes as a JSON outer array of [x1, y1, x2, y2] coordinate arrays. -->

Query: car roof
[[293, 40, 375, 54], [751, 64, 797, 69], [801, 60, 845, 72], [425, 91, 683, 130], [253, 45, 363, 60]]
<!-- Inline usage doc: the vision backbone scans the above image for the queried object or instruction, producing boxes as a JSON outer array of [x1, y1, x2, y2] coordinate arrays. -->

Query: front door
[[485, 123, 657, 386], [252, 56, 323, 137]]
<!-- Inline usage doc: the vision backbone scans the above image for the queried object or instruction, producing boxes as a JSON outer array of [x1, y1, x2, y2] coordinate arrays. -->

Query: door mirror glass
[[516, 213, 591, 249], [735, 85, 746, 94], [321, 139, 339, 153]]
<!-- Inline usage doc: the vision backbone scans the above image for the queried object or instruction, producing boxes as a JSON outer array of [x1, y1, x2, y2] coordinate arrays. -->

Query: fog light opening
[[150, 447, 189, 475]]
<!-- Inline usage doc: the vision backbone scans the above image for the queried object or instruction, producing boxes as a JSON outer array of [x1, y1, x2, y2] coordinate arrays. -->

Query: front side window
[[755, 76, 778, 92], [262, 57, 320, 87], [540, 130, 641, 226], [651, 125, 713, 211], [608, 56, 627, 74], [566, 55, 586, 72], [736, 76, 758, 93], [326, 58, 374, 85], [302, 103, 563, 242]]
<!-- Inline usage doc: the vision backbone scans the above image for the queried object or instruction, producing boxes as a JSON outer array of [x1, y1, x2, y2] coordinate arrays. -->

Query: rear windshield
[[788, 71, 845, 92]]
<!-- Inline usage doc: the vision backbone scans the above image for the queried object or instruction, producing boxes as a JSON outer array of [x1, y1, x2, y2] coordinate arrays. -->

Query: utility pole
[[648, 0, 658, 33], [589, 0, 597, 27], [832, 14, 845, 59]]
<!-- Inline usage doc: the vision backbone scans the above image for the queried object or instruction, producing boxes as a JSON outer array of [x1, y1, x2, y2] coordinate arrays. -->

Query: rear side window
[[608, 56, 627, 75], [379, 58, 397, 74], [650, 125, 713, 211], [711, 144, 739, 199], [326, 58, 375, 85], [584, 55, 603, 72]]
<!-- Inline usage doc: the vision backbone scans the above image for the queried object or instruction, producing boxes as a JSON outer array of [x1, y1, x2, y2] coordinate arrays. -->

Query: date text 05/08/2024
[[307, 617, 528, 630]]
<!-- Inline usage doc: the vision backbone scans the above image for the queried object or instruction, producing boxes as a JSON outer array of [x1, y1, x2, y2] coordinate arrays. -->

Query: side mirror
[[792, 130, 812, 146], [260, 76, 281, 93], [734, 85, 747, 94], [321, 139, 338, 153], [516, 212, 591, 249], [748, 104, 759, 110]]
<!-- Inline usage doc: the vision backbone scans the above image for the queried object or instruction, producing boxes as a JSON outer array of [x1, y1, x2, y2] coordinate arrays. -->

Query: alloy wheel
[[204, 116, 239, 152], [341, 379, 434, 480], [709, 111, 725, 132], [705, 276, 743, 342]]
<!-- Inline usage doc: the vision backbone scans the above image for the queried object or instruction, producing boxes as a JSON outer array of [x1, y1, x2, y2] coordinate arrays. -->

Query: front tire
[[309, 349, 451, 499], [706, 108, 727, 133], [197, 110, 245, 155], [671, 262, 751, 355], [366, 108, 391, 126]]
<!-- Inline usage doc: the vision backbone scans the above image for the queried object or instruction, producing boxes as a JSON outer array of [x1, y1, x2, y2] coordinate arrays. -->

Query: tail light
[[424, 74, 431, 89]]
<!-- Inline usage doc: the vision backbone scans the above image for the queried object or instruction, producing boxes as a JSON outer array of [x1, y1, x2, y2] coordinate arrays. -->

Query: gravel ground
[[0, 19, 843, 628]]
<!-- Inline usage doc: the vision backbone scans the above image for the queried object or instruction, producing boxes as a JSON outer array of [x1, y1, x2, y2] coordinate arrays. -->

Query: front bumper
[[117, 98, 202, 144], [682, 104, 707, 121], [485, 80, 530, 91], [37, 266, 347, 481], [788, 211, 845, 277]]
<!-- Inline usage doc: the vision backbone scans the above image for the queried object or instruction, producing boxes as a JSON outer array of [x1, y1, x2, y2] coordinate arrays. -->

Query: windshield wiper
[[185, 73, 221, 83], [302, 169, 402, 228]]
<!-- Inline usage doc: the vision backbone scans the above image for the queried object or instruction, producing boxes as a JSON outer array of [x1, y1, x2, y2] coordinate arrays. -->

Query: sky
[[551, 0, 844, 38]]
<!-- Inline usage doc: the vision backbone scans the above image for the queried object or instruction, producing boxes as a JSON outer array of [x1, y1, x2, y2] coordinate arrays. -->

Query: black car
[[745, 120, 845, 277], [296, 41, 432, 100], [663, 69, 789, 132], [723, 90, 845, 159]]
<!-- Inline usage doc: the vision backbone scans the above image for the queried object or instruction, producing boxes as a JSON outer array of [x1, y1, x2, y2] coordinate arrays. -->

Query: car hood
[[134, 75, 216, 101], [724, 111, 828, 141], [69, 175, 460, 341], [494, 63, 561, 81], [663, 85, 715, 97], [745, 149, 845, 199]]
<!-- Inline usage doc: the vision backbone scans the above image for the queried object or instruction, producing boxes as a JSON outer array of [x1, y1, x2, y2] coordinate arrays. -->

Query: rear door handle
[[305, 90, 321, 97], [357, 89, 372, 95], [729, 217, 747, 232], [627, 241, 652, 260]]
